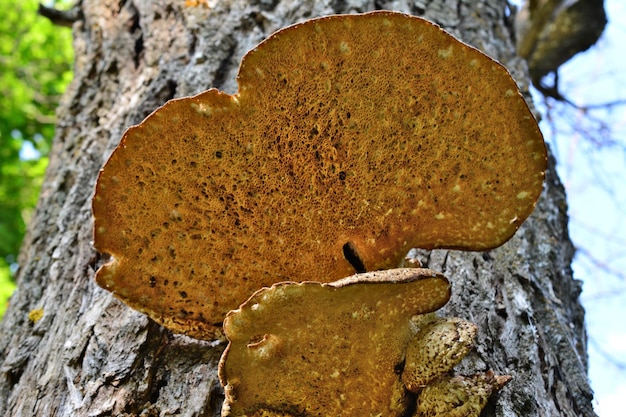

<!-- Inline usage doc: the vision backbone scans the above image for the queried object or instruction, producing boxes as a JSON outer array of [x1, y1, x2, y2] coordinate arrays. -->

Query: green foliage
[[0, 0, 73, 318], [0, 259, 15, 318]]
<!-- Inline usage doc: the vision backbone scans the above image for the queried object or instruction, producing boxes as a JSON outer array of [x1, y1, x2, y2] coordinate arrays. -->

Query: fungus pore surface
[[218, 268, 451, 416], [93, 11, 547, 339]]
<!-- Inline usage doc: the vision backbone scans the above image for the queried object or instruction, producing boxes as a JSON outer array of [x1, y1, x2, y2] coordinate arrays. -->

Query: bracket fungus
[[219, 268, 450, 416], [218, 268, 509, 417], [93, 11, 546, 339]]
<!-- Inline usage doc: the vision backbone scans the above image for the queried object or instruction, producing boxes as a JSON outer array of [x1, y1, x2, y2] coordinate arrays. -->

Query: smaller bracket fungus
[[218, 268, 509, 417], [417, 371, 512, 417], [93, 11, 546, 339], [219, 268, 450, 416], [401, 315, 478, 391]]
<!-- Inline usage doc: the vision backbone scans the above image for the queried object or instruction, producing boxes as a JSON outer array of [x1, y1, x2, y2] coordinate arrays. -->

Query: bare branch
[[37, 3, 81, 28]]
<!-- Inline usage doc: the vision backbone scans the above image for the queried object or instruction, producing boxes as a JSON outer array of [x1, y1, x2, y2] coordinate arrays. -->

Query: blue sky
[[526, 0, 626, 414]]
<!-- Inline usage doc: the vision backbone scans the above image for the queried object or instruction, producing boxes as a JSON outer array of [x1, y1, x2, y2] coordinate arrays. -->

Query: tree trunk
[[0, 0, 596, 416]]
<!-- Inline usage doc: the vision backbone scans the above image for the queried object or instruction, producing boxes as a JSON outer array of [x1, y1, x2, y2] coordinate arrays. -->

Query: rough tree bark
[[0, 0, 596, 416]]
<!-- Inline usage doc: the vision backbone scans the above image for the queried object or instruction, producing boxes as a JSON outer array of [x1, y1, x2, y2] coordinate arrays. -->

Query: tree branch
[[37, 3, 81, 28]]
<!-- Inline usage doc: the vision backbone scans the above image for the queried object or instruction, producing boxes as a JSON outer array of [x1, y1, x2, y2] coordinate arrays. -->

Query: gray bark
[[0, 0, 595, 416]]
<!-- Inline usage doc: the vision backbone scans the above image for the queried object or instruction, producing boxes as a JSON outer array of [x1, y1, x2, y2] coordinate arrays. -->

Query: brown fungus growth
[[218, 268, 451, 417], [92, 11, 547, 339], [401, 315, 478, 391], [416, 371, 512, 416]]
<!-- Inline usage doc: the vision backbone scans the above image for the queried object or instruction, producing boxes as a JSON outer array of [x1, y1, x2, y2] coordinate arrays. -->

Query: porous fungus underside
[[219, 269, 451, 416], [93, 11, 546, 339]]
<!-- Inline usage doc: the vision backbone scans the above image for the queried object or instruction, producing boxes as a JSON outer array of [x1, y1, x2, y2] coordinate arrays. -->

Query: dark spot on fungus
[[394, 360, 405, 375], [342, 242, 366, 273]]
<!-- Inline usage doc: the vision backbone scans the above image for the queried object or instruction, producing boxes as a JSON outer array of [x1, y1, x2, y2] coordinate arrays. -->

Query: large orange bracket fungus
[[93, 11, 546, 340], [218, 268, 509, 417]]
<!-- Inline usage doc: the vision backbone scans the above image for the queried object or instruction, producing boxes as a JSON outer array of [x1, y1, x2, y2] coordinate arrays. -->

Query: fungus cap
[[218, 268, 451, 416], [93, 11, 547, 339]]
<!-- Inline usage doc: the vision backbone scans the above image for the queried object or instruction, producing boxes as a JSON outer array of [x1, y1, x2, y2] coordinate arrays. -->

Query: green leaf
[[0, 259, 16, 319], [0, 0, 73, 296]]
